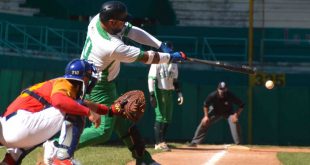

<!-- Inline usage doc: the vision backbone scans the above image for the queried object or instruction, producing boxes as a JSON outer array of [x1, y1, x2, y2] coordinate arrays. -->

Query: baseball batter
[[0, 59, 106, 165], [43, 1, 187, 165]]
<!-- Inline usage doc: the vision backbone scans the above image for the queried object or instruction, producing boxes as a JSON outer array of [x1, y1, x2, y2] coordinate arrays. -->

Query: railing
[[2, 21, 310, 64], [262, 38, 310, 62], [0, 22, 2, 42], [202, 37, 248, 61], [45, 27, 85, 54], [157, 35, 199, 57], [0, 21, 85, 60]]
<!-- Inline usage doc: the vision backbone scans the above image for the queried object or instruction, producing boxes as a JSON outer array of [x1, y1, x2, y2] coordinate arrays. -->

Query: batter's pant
[[78, 80, 154, 163]]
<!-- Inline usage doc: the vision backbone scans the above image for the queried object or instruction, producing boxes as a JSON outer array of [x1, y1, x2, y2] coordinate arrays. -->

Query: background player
[[188, 81, 244, 147], [148, 42, 183, 151]]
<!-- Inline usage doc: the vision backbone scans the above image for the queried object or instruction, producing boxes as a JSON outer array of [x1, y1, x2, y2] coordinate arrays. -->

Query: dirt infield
[[127, 144, 310, 165]]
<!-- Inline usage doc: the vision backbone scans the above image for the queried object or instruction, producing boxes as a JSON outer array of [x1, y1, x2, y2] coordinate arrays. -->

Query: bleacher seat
[[170, 0, 310, 28], [0, 0, 39, 16]]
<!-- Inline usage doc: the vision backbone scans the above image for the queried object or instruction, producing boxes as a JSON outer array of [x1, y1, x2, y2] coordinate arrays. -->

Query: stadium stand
[[0, 0, 39, 16], [0, 0, 310, 63], [170, 0, 310, 28]]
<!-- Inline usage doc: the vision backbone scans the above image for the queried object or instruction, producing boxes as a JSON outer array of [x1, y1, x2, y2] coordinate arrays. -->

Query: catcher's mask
[[99, 1, 131, 22], [64, 59, 98, 96], [217, 81, 228, 98]]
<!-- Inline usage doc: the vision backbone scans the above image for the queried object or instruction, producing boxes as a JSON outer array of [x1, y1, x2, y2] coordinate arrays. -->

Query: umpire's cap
[[217, 81, 227, 90], [99, 1, 131, 22]]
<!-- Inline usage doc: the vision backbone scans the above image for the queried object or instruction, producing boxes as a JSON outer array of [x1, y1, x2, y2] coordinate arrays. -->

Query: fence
[[0, 21, 85, 60], [1, 21, 310, 63]]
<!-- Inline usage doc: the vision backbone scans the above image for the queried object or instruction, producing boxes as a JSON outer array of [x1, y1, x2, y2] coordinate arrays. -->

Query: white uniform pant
[[0, 107, 65, 148]]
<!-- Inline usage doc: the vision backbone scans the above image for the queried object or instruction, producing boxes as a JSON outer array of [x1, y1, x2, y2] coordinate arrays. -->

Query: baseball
[[265, 80, 274, 89]]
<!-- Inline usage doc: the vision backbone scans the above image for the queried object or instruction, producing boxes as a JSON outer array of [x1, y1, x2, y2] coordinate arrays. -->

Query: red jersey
[[4, 78, 88, 117]]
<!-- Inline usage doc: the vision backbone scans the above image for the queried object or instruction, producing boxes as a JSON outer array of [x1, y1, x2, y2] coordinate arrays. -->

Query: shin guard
[[56, 115, 85, 160]]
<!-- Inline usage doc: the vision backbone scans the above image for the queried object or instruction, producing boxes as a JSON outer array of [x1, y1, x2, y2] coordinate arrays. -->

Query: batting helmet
[[99, 1, 130, 22]]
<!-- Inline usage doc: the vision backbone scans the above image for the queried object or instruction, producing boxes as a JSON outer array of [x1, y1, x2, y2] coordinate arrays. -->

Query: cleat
[[187, 142, 197, 147], [154, 142, 171, 152], [43, 140, 58, 165]]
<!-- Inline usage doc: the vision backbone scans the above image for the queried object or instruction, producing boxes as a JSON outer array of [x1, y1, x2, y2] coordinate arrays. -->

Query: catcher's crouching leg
[[2, 146, 40, 165], [53, 115, 85, 165], [121, 125, 158, 165]]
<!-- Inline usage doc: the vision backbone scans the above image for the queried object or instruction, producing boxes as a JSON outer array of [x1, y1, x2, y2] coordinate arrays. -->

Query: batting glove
[[160, 42, 173, 53], [169, 52, 187, 63]]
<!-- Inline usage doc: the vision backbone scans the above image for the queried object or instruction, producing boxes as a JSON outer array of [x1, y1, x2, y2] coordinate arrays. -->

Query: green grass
[[1, 143, 309, 165], [277, 152, 310, 165], [0, 143, 172, 165]]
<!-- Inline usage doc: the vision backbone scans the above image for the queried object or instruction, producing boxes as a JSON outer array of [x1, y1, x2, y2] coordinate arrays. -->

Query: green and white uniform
[[148, 63, 178, 123], [80, 14, 161, 163], [148, 63, 180, 147]]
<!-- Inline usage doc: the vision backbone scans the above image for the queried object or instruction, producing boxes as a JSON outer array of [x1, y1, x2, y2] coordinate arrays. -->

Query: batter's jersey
[[148, 63, 178, 90], [3, 78, 79, 117], [81, 14, 143, 82]]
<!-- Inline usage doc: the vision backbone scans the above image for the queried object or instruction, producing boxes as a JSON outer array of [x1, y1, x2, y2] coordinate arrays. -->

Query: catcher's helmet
[[64, 59, 96, 81], [64, 59, 98, 94], [99, 1, 130, 22]]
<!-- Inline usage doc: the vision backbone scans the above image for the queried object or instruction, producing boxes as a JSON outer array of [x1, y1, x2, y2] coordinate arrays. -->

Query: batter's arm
[[113, 43, 186, 64], [138, 51, 163, 63], [113, 44, 173, 64], [138, 51, 186, 64], [126, 25, 162, 49]]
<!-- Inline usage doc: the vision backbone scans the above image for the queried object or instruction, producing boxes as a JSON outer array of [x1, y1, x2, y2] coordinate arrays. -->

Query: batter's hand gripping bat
[[186, 57, 256, 75]]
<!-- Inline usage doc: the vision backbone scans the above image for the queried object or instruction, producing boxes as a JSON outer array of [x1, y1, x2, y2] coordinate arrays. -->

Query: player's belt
[[22, 89, 51, 108], [4, 112, 17, 121]]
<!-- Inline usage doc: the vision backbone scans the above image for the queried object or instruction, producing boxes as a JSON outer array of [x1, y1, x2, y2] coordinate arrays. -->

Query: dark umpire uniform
[[188, 82, 245, 146]]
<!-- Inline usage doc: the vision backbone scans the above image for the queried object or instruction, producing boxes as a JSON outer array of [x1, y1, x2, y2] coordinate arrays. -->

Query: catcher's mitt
[[114, 90, 146, 122]]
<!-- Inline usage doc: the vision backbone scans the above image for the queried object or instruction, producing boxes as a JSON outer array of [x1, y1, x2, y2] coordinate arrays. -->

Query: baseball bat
[[186, 57, 256, 75]]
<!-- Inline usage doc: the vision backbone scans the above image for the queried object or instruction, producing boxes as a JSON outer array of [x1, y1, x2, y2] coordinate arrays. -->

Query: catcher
[[44, 1, 187, 165], [0, 59, 137, 165]]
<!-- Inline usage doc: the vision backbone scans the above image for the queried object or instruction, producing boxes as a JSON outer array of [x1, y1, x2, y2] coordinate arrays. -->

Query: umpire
[[188, 81, 245, 146]]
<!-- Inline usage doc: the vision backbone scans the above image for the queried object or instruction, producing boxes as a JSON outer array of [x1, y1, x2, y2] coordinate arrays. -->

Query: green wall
[[23, 0, 177, 25], [1, 56, 309, 146], [0, 55, 68, 110]]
